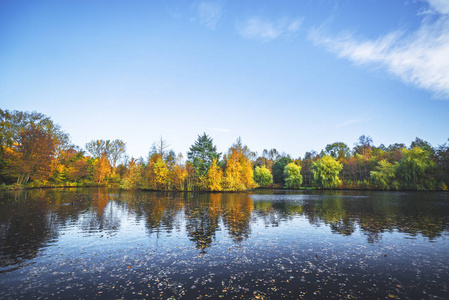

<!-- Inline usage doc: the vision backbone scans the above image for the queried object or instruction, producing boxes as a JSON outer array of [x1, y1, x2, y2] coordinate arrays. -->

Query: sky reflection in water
[[0, 188, 448, 299]]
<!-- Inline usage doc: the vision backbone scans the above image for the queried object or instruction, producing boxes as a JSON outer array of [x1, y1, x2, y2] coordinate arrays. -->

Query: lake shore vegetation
[[1, 109, 448, 191]]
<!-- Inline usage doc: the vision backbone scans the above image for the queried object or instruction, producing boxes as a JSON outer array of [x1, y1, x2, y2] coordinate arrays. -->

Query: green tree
[[187, 133, 221, 188], [325, 142, 350, 160], [312, 156, 343, 189], [284, 162, 302, 188], [435, 139, 449, 189], [122, 158, 142, 189], [272, 156, 292, 185], [396, 147, 436, 190], [370, 160, 399, 190], [301, 151, 318, 187], [254, 166, 273, 187], [410, 137, 433, 155]]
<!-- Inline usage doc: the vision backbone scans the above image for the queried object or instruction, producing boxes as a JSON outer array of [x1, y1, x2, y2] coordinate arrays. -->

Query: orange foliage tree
[[5, 126, 56, 184], [94, 154, 111, 183]]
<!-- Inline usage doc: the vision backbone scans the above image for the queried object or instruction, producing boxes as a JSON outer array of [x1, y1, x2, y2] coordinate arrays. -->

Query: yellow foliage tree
[[153, 157, 169, 189], [224, 148, 244, 191], [94, 154, 111, 183], [122, 158, 142, 189], [223, 138, 255, 191], [240, 155, 256, 189], [173, 164, 188, 190], [207, 158, 223, 191]]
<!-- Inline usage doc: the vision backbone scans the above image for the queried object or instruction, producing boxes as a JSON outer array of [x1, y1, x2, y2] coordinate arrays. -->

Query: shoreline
[[2, 184, 447, 193]]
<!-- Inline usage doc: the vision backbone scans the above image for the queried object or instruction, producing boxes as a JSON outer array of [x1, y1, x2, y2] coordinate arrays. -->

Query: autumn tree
[[312, 156, 343, 189], [255, 148, 279, 171], [171, 153, 188, 190], [153, 157, 169, 189], [223, 138, 256, 191], [122, 158, 143, 189], [5, 125, 56, 184], [94, 154, 111, 183], [67, 158, 90, 182], [0, 109, 69, 150], [385, 143, 406, 162], [207, 158, 223, 191], [85, 139, 127, 170], [341, 153, 378, 188], [1, 109, 69, 184], [86, 140, 110, 159], [354, 135, 373, 159], [254, 165, 273, 187], [223, 146, 244, 191]]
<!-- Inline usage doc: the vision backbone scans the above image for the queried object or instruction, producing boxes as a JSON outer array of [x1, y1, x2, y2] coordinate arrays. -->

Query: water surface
[[0, 188, 448, 299]]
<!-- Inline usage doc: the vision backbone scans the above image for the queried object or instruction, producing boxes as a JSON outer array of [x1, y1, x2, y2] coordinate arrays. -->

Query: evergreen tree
[[272, 156, 292, 185], [187, 133, 221, 181]]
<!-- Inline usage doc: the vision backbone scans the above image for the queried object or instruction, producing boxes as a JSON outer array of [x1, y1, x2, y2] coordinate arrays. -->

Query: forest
[[1, 109, 448, 191]]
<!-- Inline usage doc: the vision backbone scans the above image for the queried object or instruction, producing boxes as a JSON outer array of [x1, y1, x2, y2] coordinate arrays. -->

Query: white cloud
[[337, 119, 364, 128], [195, 1, 223, 29], [309, 2, 449, 98], [427, 0, 449, 14], [238, 17, 302, 42]]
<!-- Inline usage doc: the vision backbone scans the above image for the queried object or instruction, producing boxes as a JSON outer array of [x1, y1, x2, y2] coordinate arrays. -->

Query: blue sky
[[1, 0, 448, 160]]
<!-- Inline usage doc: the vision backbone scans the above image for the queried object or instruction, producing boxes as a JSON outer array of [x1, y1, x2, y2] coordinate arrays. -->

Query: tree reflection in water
[[1, 188, 448, 270]]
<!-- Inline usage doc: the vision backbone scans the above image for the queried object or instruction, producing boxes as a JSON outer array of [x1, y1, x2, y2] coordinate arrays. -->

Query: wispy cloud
[[337, 119, 364, 128], [309, 1, 449, 98], [194, 1, 223, 29], [427, 0, 449, 14], [237, 17, 302, 42]]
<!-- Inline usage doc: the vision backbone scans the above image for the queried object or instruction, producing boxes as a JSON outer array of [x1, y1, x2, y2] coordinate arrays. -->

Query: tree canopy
[[284, 162, 302, 188], [312, 156, 343, 189], [187, 133, 221, 179], [254, 166, 273, 187], [1, 109, 448, 192]]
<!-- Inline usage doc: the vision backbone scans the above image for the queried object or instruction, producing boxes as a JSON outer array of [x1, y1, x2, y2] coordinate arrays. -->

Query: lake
[[1, 188, 448, 299]]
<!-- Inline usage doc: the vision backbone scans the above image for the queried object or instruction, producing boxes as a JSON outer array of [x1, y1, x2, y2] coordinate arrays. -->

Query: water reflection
[[1, 188, 448, 270], [0, 191, 57, 269]]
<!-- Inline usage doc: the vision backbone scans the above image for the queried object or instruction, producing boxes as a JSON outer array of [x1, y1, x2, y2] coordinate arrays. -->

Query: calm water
[[0, 188, 448, 299]]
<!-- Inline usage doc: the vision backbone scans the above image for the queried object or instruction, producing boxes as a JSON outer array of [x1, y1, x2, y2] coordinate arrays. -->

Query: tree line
[[1, 109, 448, 191]]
